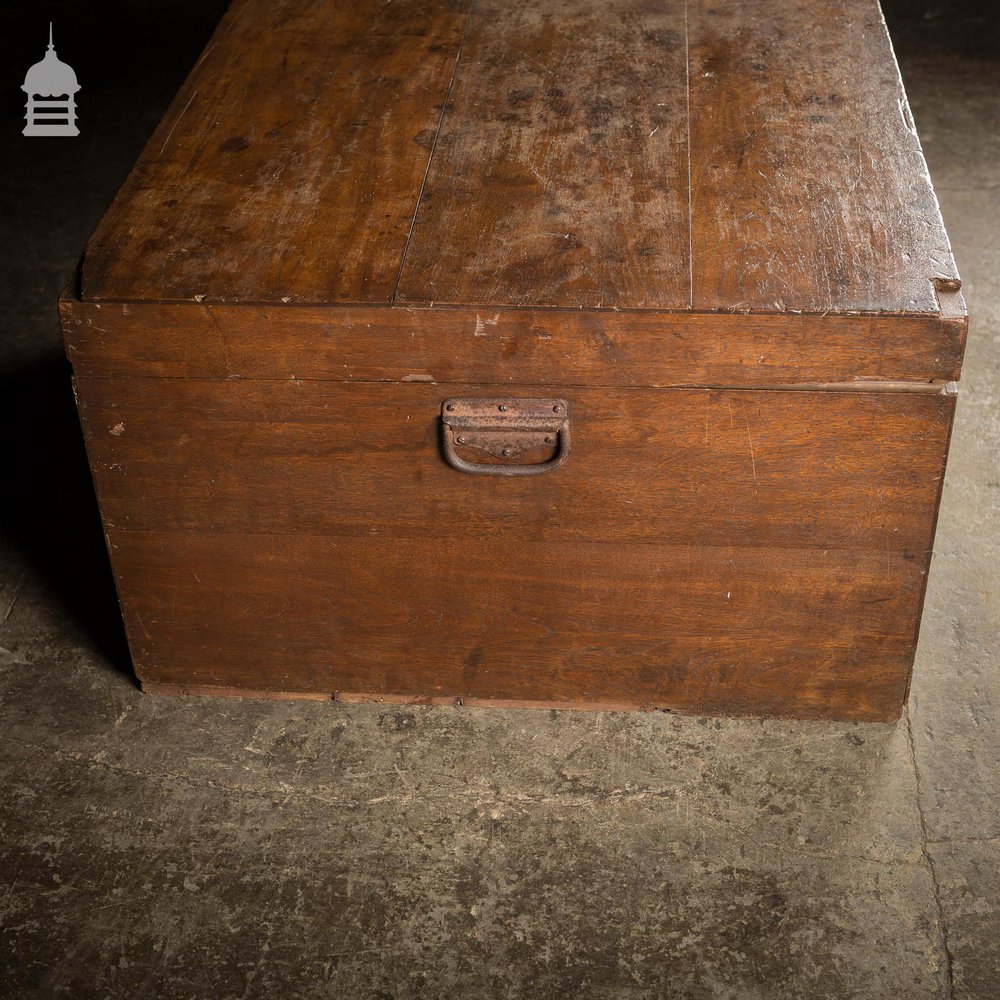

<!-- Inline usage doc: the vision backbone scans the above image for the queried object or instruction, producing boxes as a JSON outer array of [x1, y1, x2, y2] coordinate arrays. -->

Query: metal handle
[[440, 398, 571, 476]]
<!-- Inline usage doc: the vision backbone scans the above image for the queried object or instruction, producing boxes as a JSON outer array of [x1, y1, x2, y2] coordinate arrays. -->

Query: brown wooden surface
[[71, 376, 952, 720], [80, 0, 961, 319], [141, 682, 674, 713], [394, 0, 691, 309], [687, 0, 961, 313], [109, 530, 925, 721], [75, 378, 952, 551], [63, 0, 965, 719], [61, 299, 967, 386], [81, 0, 468, 305]]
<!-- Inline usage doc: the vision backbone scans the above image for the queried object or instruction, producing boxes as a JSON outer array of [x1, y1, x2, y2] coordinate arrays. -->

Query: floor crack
[[0, 572, 26, 637], [906, 705, 955, 999], [927, 834, 1000, 847]]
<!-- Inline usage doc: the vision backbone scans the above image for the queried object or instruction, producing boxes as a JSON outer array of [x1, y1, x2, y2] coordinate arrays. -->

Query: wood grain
[[77, 0, 960, 317], [687, 0, 961, 313], [74, 376, 951, 720], [394, 0, 691, 309], [75, 378, 952, 553], [60, 0, 965, 720], [109, 530, 927, 721], [60, 300, 967, 386], [140, 682, 677, 713], [81, 0, 468, 304]]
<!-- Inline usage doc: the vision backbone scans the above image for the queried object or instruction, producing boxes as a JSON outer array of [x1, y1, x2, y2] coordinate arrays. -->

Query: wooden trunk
[[61, 0, 966, 720]]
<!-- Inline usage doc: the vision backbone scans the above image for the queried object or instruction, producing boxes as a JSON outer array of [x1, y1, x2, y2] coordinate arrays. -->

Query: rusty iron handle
[[440, 398, 571, 477]]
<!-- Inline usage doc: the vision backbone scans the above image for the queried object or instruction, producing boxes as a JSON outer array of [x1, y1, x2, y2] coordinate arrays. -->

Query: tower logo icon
[[22, 24, 80, 137]]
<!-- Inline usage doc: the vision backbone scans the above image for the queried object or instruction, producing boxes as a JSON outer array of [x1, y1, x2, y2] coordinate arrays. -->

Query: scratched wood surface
[[75, 378, 952, 552], [81, 0, 468, 304], [60, 300, 967, 386], [686, 0, 961, 313], [80, 0, 961, 318], [107, 530, 926, 720], [62, 0, 965, 719], [394, 0, 691, 309], [72, 376, 950, 719]]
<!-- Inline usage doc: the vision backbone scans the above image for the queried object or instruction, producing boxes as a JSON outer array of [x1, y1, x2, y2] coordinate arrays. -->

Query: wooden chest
[[61, 0, 966, 720]]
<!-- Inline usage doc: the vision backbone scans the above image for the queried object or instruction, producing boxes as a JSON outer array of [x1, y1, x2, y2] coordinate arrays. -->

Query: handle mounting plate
[[440, 398, 570, 476]]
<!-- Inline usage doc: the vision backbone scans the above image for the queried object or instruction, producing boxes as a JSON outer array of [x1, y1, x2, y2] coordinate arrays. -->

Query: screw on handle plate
[[440, 398, 570, 476]]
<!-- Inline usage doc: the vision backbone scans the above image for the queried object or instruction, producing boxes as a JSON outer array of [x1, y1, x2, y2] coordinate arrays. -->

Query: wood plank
[[75, 378, 952, 553], [394, 0, 690, 309], [141, 682, 664, 713], [80, 0, 468, 304], [108, 530, 926, 721], [77, 0, 963, 318], [688, 0, 961, 314], [60, 300, 967, 386]]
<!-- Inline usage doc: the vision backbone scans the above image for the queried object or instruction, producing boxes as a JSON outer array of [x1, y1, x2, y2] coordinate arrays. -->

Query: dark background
[[0, 1, 229, 672], [0, 0, 995, 670]]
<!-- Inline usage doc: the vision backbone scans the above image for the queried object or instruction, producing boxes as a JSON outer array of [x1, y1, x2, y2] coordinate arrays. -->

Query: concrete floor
[[1, 3, 997, 997]]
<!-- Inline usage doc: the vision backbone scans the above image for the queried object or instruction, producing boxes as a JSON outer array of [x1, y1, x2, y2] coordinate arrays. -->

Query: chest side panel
[[77, 378, 951, 550], [81, 0, 467, 304], [74, 375, 954, 720]]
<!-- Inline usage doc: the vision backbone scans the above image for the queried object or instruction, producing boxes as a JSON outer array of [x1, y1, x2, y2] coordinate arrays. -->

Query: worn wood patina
[[62, 0, 965, 719]]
